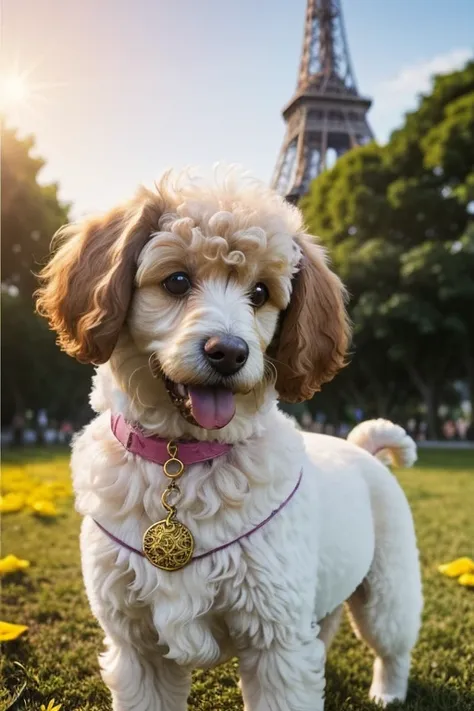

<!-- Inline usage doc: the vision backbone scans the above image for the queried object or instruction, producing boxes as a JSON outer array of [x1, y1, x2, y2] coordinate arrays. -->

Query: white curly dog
[[37, 170, 422, 711]]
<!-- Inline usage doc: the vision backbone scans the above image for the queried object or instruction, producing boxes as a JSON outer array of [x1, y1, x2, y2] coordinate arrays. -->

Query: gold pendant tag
[[143, 517, 194, 571], [142, 440, 194, 571]]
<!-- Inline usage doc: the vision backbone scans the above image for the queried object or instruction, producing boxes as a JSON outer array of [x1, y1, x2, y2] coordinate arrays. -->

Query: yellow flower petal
[[0, 554, 30, 575], [40, 700, 62, 711], [0, 620, 28, 642], [438, 557, 474, 578], [0, 493, 25, 513], [31, 500, 57, 517], [458, 573, 474, 588]]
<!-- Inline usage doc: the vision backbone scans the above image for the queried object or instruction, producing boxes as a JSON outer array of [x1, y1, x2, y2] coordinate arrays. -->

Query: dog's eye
[[249, 282, 269, 308], [162, 272, 192, 296]]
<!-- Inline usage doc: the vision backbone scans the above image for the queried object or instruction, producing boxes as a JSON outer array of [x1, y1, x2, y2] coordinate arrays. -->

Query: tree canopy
[[1, 127, 70, 297], [300, 60, 474, 437]]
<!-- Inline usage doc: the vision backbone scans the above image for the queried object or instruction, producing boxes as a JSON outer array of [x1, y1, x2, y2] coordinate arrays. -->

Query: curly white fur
[[61, 172, 422, 711], [347, 418, 418, 468]]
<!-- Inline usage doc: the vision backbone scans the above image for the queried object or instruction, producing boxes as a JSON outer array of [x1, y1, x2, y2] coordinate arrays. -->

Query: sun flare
[[0, 72, 29, 112]]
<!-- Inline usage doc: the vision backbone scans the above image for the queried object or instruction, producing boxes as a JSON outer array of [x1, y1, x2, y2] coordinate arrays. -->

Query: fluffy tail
[[347, 418, 417, 468]]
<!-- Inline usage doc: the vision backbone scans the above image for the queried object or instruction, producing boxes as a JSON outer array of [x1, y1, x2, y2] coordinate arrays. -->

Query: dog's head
[[36, 172, 349, 432]]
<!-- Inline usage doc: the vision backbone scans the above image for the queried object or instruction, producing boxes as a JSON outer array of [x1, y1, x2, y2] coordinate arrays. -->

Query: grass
[[1, 447, 473, 711]]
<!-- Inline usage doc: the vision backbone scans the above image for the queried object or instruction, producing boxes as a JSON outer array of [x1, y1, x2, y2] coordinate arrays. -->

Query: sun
[[0, 72, 29, 113], [0, 66, 68, 120]]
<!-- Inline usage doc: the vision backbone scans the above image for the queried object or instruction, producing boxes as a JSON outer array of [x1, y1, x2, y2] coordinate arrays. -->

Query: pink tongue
[[188, 386, 236, 430]]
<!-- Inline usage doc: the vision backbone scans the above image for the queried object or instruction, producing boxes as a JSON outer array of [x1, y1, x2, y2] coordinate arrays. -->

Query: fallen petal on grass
[[0, 554, 31, 575], [458, 572, 474, 588], [0, 493, 26, 513], [0, 620, 29, 642], [31, 500, 58, 517], [438, 557, 474, 578], [40, 699, 62, 711]]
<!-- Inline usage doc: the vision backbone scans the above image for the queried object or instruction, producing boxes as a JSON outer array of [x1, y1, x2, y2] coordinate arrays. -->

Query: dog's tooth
[[177, 384, 187, 397]]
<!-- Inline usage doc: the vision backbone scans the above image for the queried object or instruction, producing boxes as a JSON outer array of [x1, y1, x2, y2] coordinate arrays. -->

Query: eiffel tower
[[272, 0, 373, 203]]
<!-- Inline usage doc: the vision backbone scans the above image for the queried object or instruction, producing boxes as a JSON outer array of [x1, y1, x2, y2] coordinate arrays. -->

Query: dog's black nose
[[204, 335, 249, 376]]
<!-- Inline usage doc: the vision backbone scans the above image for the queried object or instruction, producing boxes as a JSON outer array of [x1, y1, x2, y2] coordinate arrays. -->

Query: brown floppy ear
[[272, 236, 350, 403], [36, 190, 162, 364]]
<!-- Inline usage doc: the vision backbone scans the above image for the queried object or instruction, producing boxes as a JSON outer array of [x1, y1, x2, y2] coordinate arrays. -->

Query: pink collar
[[104, 412, 303, 569], [111, 412, 233, 465]]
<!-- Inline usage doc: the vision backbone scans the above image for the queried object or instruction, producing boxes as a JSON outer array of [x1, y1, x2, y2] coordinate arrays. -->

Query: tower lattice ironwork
[[272, 0, 373, 203]]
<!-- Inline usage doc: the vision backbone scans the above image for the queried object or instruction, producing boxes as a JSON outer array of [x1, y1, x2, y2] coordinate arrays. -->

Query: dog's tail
[[347, 418, 417, 468]]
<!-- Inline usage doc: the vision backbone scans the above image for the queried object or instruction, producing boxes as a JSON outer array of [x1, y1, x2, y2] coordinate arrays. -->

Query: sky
[[2, 0, 473, 218]]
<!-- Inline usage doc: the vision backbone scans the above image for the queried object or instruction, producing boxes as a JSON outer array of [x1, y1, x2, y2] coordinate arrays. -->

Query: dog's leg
[[346, 529, 422, 706], [317, 604, 343, 651], [346, 584, 415, 707], [100, 636, 191, 711], [238, 635, 326, 711]]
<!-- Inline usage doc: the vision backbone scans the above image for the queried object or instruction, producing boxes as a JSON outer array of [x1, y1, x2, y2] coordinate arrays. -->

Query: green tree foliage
[[1, 127, 69, 296], [1, 127, 92, 427], [1, 293, 93, 426], [301, 60, 474, 437]]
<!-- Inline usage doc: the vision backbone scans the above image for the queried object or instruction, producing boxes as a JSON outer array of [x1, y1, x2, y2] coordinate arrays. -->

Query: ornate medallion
[[143, 518, 195, 571], [142, 440, 195, 571]]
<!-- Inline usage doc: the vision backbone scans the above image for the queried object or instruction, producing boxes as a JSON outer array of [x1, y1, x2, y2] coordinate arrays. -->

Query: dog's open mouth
[[164, 377, 236, 430]]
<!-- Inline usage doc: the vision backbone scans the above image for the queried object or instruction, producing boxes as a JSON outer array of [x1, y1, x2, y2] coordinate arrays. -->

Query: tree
[[1, 126, 69, 297], [1, 292, 93, 427], [300, 60, 474, 437], [1, 126, 92, 427]]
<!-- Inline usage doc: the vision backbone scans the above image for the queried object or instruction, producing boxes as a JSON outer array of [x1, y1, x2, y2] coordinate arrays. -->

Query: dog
[[37, 170, 422, 711]]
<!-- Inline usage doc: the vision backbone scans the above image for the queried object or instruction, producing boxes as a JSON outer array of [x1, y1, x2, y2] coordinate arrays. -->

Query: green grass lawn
[[1, 447, 473, 711]]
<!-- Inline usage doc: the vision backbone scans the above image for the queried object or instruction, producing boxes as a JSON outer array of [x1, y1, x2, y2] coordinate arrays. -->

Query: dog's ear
[[36, 190, 162, 364], [271, 235, 350, 403]]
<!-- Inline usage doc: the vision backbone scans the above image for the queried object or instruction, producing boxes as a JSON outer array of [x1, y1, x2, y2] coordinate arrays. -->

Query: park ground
[[1, 447, 473, 711]]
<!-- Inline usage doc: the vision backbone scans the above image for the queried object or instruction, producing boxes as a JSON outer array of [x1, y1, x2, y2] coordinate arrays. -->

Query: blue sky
[[2, 0, 473, 217]]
